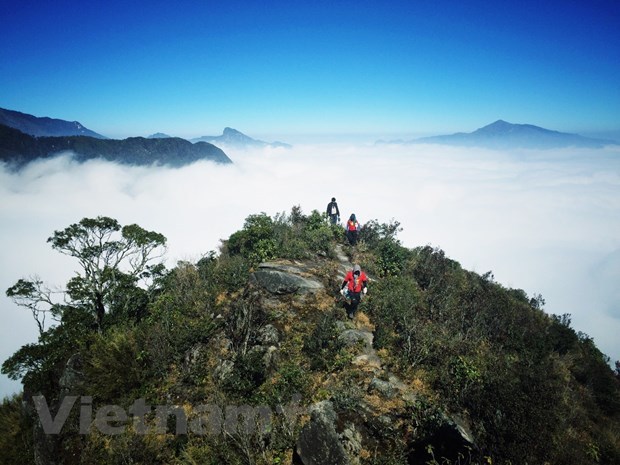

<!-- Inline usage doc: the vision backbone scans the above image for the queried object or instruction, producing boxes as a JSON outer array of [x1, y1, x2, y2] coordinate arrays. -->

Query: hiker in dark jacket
[[326, 197, 340, 224], [340, 264, 368, 318]]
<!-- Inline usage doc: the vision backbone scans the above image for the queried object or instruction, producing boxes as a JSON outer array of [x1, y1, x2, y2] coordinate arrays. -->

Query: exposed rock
[[333, 244, 353, 278], [211, 334, 233, 353], [352, 354, 382, 369], [184, 343, 206, 368], [368, 378, 396, 399], [339, 329, 382, 370], [366, 373, 418, 403], [59, 353, 84, 396], [295, 401, 350, 465], [251, 262, 323, 295], [33, 420, 58, 465], [340, 423, 363, 465], [263, 345, 279, 371], [408, 410, 476, 463], [213, 359, 234, 383], [245, 343, 280, 372], [339, 329, 373, 348], [447, 413, 475, 446], [257, 324, 280, 345]]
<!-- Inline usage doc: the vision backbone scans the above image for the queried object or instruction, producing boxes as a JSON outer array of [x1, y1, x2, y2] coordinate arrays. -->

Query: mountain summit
[[380, 120, 618, 149], [2, 209, 619, 464], [192, 127, 292, 149], [147, 132, 173, 139]]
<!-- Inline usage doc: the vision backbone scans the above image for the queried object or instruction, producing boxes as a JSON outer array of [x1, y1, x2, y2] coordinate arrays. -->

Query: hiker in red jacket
[[340, 264, 368, 318], [346, 213, 360, 245]]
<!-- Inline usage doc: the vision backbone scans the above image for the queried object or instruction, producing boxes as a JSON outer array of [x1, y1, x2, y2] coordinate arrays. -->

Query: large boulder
[[339, 329, 382, 369], [251, 262, 323, 295], [295, 401, 350, 465], [339, 329, 373, 348], [257, 324, 280, 345], [407, 410, 476, 463]]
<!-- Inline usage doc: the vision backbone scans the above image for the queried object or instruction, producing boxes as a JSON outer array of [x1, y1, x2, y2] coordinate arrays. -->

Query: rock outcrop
[[295, 401, 350, 465], [251, 261, 324, 295]]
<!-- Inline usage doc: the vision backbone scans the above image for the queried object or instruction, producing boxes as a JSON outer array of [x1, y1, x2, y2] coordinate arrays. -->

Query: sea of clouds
[[1, 143, 619, 396]]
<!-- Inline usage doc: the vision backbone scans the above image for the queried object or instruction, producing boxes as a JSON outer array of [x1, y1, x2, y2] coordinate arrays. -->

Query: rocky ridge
[[249, 245, 475, 464]]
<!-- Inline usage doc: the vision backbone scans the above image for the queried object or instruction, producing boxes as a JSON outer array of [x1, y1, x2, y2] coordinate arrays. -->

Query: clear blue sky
[[1, 0, 619, 140]]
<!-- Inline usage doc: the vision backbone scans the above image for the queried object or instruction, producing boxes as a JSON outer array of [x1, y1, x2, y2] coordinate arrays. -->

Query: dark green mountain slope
[[0, 124, 232, 167], [0, 107, 106, 139], [1, 209, 619, 465]]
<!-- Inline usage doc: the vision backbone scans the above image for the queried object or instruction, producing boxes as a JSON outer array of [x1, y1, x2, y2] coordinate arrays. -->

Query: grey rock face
[[339, 329, 373, 348], [407, 409, 476, 463], [251, 262, 323, 295], [257, 324, 280, 345], [213, 359, 234, 383], [368, 378, 397, 399], [59, 353, 84, 396], [295, 401, 350, 465], [340, 423, 363, 465]]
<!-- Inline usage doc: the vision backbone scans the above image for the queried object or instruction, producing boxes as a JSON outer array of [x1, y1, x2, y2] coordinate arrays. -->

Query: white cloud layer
[[1, 143, 619, 396]]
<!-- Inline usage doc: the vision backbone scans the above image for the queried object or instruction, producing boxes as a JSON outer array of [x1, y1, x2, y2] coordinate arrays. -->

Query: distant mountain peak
[[147, 132, 173, 139], [379, 120, 618, 149], [192, 128, 292, 149], [223, 127, 243, 136], [480, 119, 512, 130], [474, 120, 562, 136]]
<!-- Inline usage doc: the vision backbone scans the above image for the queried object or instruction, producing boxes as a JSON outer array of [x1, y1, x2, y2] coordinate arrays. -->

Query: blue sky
[[1, 0, 619, 140]]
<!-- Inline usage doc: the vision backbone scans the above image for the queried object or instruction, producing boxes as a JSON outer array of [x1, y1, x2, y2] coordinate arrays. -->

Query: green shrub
[[221, 350, 267, 401], [197, 252, 250, 294], [259, 362, 310, 406], [226, 213, 278, 266], [303, 310, 347, 371], [367, 276, 431, 367], [357, 219, 412, 277], [83, 328, 144, 402], [225, 208, 338, 266], [0, 394, 34, 465]]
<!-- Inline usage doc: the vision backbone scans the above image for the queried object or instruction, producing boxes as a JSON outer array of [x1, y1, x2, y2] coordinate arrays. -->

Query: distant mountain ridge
[[0, 124, 231, 168], [192, 127, 292, 149], [379, 120, 618, 149], [147, 132, 173, 139], [0, 107, 106, 139]]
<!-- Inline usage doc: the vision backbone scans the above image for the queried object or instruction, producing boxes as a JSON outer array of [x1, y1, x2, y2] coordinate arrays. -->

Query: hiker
[[346, 213, 360, 245], [340, 264, 368, 319], [326, 197, 340, 225]]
